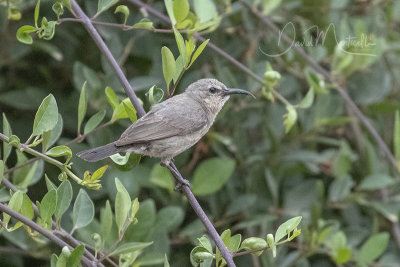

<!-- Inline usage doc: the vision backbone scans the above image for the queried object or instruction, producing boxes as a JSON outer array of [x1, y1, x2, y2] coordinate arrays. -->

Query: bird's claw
[[160, 159, 190, 191], [174, 178, 190, 191]]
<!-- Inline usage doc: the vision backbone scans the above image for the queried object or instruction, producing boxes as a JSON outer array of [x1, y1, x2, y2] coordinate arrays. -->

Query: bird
[[77, 78, 255, 184]]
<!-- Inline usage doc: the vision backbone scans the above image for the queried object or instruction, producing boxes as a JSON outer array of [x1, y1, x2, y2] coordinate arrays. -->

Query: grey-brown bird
[[77, 79, 254, 169]]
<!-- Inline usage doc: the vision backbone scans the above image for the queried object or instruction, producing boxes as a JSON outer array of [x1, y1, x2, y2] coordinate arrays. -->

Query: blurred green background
[[1, 0, 400, 266]]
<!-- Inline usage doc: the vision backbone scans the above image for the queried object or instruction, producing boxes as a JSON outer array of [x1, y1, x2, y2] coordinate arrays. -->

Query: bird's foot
[[160, 159, 190, 191]]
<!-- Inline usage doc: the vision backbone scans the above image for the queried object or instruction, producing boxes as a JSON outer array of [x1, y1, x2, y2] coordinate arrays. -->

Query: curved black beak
[[224, 88, 256, 99]]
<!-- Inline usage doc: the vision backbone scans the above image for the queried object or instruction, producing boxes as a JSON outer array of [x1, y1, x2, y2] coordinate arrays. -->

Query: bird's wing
[[115, 96, 208, 146]]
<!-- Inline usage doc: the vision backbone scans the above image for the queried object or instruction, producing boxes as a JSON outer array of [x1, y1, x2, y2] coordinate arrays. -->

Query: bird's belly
[[126, 131, 205, 160], [149, 133, 201, 158]]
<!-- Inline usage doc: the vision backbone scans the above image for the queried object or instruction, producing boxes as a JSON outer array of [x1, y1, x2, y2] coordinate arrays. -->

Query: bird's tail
[[77, 142, 120, 162]]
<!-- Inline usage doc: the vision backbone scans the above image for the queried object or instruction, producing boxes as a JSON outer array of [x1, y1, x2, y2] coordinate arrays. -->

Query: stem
[[0, 133, 83, 184], [166, 164, 236, 267], [58, 17, 175, 33], [0, 203, 95, 267], [168, 69, 185, 97]]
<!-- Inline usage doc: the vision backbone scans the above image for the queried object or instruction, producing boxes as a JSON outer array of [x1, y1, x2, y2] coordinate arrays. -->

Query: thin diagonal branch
[[70, 0, 145, 117], [69, 1, 236, 266], [1, 176, 105, 266], [0, 203, 95, 267]]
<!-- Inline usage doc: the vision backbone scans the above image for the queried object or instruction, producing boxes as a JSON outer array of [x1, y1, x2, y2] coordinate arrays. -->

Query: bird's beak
[[224, 88, 256, 98]]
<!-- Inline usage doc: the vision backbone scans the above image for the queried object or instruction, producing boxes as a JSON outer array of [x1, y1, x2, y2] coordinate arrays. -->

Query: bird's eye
[[209, 87, 217, 94]]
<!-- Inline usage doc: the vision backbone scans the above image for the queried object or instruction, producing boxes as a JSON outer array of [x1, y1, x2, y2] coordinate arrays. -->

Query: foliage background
[[1, 0, 400, 266]]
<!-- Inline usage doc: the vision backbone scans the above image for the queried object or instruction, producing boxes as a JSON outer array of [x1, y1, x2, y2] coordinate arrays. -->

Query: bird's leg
[[160, 158, 190, 190]]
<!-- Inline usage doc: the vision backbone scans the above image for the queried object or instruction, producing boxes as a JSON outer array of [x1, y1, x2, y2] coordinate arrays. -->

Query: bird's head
[[185, 78, 255, 115]]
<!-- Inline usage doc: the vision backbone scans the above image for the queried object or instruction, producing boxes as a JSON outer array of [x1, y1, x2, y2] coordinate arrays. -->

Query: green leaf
[[359, 174, 395, 190], [42, 113, 63, 152], [283, 105, 297, 133], [161, 46, 176, 87], [3, 191, 23, 228], [359, 232, 389, 265], [72, 189, 94, 230], [190, 246, 213, 266], [97, 0, 119, 16], [12, 193, 34, 231], [131, 18, 154, 30], [266, 234, 276, 257], [164, 254, 170, 267], [8, 135, 20, 147], [34, 0, 40, 28], [130, 198, 139, 222], [173, 27, 187, 65], [91, 166, 108, 181], [164, 0, 176, 25], [191, 157, 236, 196], [45, 174, 57, 191], [173, 0, 189, 22], [109, 241, 153, 256], [275, 216, 302, 242], [68, 245, 84, 267], [13, 159, 39, 188], [114, 5, 129, 24], [146, 86, 164, 105], [394, 110, 400, 165], [77, 81, 87, 134], [33, 94, 59, 136], [193, 0, 217, 23], [2, 113, 12, 162], [105, 86, 119, 110], [297, 87, 315, 109], [40, 20, 56, 40], [197, 235, 213, 253], [240, 237, 267, 256], [46, 145, 72, 164], [188, 39, 209, 68], [55, 180, 73, 222], [112, 98, 135, 122], [83, 110, 106, 134], [52, 3, 64, 18], [150, 164, 174, 192], [101, 200, 113, 244], [336, 247, 351, 264], [122, 100, 137, 123], [39, 189, 57, 221], [115, 178, 131, 233], [16, 25, 36, 45]]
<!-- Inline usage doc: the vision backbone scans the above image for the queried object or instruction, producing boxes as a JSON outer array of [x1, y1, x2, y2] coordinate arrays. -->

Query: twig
[[58, 17, 174, 33], [166, 164, 235, 266], [0, 203, 95, 267], [69, 1, 236, 266], [0, 133, 83, 185]]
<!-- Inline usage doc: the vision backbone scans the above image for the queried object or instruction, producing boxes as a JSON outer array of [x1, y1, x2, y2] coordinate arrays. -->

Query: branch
[[69, 1, 236, 266], [58, 18, 174, 33], [70, 0, 145, 117], [0, 203, 95, 267], [0, 133, 83, 185]]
